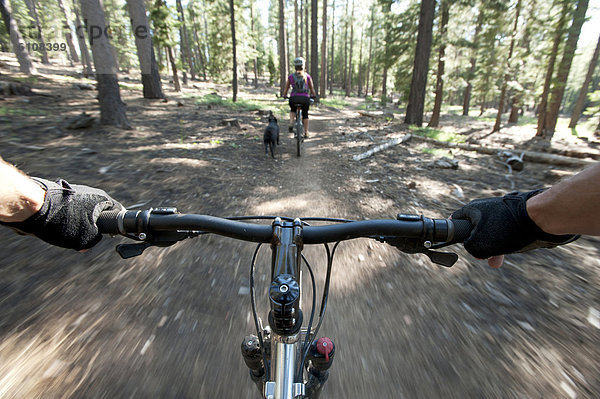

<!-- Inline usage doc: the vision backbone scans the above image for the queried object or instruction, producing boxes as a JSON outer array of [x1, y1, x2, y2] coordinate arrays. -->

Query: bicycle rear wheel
[[295, 111, 303, 157]]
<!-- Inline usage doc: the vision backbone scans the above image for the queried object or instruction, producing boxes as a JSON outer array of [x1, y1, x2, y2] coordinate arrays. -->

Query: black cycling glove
[[451, 190, 579, 259], [1, 178, 123, 251]]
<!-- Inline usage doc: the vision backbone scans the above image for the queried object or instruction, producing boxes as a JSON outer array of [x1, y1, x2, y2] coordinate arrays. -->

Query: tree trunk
[[305, 1, 309, 67], [167, 46, 181, 92], [189, 7, 207, 80], [329, 0, 335, 94], [73, 0, 92, 77], [278, 0, 287, 96], [126, 0, 164, 99], [382, 66, 388, 102], [319, 0, 327, 98], [462, 8, 483, 116], [404, 0, 436, 126], [23, 0, 50, 64], [294, 0, 299, 56], [310, 0, 318, 98], [56, 0, 80, 64], [492, 0, 521, 133], [229, 0, 238, 101], [343, 0, 348, 92], [357, 28, 363, 96], [428, 0, 449, 127], [568, 34, 600, 128], [508, 95, 520, 123], [300, 0, 304, 56], [345, 0, 354, 97], [250, 1, 259, 88], [365, 4, 374, 97], [80, 0, 130, 129], [203, 12, 210, 78], [176, 0, 195, 81], [0, 0, 36, 74], [542, 0, 589, 140], [536, 0, 576, 137]]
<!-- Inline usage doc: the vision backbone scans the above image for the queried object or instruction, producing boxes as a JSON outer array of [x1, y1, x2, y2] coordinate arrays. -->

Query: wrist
[[0, 179, 46, 223], [526, 189, 555, 235]]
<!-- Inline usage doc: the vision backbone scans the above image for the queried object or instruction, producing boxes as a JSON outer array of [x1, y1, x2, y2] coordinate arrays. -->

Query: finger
[[488, 255, 504, 268]]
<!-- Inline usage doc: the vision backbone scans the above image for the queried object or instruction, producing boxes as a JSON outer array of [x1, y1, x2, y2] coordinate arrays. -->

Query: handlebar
[[97, 209, 472, 265], [98, 208, 471, 245]]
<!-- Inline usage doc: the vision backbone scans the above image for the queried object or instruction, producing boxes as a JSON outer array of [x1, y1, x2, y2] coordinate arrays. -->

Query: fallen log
[[353, 134, 412, 161], [357, 110, 381, 118], [412, 135, 596, 167]]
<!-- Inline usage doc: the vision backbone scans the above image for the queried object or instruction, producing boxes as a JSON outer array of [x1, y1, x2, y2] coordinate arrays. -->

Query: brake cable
[[297, 254, 317, 382], [249, 243, 269, 381]]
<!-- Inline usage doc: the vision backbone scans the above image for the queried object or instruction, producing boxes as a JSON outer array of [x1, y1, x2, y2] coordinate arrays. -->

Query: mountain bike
[[285, 97, 314, 157], [97, 208, 471, 399]]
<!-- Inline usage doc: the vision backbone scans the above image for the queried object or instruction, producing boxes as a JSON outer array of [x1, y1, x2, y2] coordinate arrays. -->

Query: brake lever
[[377, 237, 458, 267], [115, 230, 196, 259]]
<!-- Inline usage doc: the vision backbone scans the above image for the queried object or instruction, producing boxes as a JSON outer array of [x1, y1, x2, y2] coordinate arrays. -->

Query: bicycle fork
[[241, 332, 336, 399], [241, 218, 335, 398]]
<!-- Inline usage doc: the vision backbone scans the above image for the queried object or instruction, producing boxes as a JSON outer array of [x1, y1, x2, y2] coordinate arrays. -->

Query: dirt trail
[[0, 59, 599, 398]]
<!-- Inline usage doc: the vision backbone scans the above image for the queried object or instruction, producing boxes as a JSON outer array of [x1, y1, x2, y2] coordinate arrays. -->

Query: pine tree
[[56, 0, 80, 64], [404, 0, 436, 126], [278, 0, 288, 96], [320, 0, 327, 98], [428, 0, 450, 128], [72, 0, 92, 76], [0, 0, 36, 74], [365, 4, 375, 97], [462, 8, 483, 116], [345, 0, 354, 97], [23, 0, 50, 64], [538, 0, 588, 139], [492, 0, 522, 133], [150, 0, 181, 92], [126, 0, 164, 99], [80, 0, 130, 128], [176, 0, 195, 81], [310, 0, 318, 98], [229, 0, 238, 101], [569, 35, 600, 128]]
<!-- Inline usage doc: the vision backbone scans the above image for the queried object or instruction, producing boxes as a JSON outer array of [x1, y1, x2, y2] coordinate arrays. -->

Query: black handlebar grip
[[451, 219, 473, 243], [97, 210, 121, 235]]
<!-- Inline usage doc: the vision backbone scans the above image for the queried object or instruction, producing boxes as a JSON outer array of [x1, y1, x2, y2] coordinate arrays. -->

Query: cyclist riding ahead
[[282, 57, 316, 138]]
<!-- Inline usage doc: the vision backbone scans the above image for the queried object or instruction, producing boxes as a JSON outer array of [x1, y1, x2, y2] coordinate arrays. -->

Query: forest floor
[[1, 53, 600, 398]]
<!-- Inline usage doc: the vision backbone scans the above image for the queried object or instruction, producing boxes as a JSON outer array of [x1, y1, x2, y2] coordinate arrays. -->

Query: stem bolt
[[139, 233, 147, 240]]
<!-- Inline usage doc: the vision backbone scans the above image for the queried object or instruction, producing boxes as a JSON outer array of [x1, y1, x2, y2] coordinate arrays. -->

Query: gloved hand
[[1, 178, 123, 250], [451, 190, 579, 259]]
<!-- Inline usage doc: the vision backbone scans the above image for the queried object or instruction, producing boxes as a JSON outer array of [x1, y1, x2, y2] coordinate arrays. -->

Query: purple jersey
[[289, 73, 311, 97]]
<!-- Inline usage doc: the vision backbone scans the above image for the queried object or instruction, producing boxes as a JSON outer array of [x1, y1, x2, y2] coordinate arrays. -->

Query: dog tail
[[269, 141, 275, 158]]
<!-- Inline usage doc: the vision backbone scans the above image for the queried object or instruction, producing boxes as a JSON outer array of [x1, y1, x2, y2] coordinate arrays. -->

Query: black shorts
[[289, 96, 310, 120]]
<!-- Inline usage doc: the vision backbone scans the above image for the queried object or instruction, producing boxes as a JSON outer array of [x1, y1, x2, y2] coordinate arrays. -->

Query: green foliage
[[103, 0, 137, 71], [150, 0, 179, 48], [0, 106, 46, 116], [409, 126, 465, 143], [421, 147, 454, 158], [320, 97, 350, 108], [194, 93, 264, 112], [267, 49, 277, 85]]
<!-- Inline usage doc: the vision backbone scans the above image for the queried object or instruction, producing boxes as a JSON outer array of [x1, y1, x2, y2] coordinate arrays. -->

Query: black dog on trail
[[263, 113, 280, 158]]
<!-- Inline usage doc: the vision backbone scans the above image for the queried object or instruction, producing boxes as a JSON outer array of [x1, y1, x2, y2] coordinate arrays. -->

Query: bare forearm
[[527, 162, 600, 235], [0, 157, 45, 222]]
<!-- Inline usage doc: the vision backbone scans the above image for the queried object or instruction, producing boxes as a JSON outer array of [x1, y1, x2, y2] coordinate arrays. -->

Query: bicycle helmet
[[293, 57, 305, 69]]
